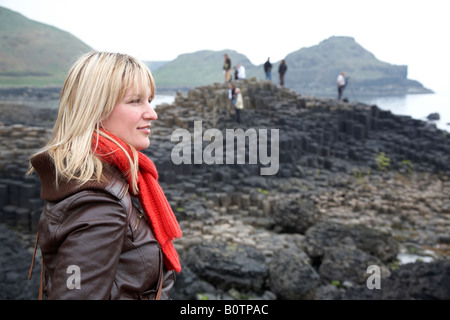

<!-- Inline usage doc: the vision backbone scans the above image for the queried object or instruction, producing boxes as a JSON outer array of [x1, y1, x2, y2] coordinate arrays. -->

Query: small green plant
[[352, 168, 371, 179], [331, 280, 342, 288], [375, 152, 391, 171], [198, 293, 209, 300], [400, 159, 413, 175], [352, 169, 365, 180], [388, 259, 400, 270], [257, 188, 269, 195], [408, 246, 418, 254]]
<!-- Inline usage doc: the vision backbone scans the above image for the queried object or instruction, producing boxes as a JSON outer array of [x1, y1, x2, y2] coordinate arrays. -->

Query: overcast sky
[[0, 0, 449, 92]]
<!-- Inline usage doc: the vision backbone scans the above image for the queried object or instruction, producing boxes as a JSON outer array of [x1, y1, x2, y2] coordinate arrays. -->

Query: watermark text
[[171, 121, 279, 175]]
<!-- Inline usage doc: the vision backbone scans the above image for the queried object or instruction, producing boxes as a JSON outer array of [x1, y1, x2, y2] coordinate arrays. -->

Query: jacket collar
[[30, 152, 128, 202]]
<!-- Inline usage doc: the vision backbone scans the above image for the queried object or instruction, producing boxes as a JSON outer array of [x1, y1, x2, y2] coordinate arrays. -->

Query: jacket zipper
[[135, 211, 144, 230]]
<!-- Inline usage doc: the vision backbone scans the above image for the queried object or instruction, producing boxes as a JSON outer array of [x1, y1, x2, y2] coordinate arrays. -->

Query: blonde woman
[[28, 51, 182, 300]]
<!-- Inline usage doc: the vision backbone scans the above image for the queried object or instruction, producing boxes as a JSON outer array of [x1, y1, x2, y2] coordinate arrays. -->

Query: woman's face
[[102, 86, 157, 150]]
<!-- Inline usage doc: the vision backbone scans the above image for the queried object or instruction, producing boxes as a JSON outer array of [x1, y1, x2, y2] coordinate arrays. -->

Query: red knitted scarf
[[93, 130, 182, 273]]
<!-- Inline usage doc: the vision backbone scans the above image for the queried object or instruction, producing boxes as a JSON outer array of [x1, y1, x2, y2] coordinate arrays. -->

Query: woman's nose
[[144, 102, 158, 120]]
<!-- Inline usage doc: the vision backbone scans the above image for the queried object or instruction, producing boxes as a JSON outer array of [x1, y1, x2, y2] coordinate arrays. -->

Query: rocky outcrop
[[303, 221, 399, 263], [269, 247, 320, 300], [184, 241, 269, 293], [1, 78, 449, 300]]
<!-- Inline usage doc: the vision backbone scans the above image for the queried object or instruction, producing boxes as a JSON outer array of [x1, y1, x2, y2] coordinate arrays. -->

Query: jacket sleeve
[[47, 191, 128, 300]]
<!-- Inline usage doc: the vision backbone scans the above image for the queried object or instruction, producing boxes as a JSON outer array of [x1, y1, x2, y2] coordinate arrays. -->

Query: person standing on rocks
[[27, 51, 182, 300], [228, 82, 236, 117], [234, 66, 239, 80], [234, 87, 244, 123], [278, 59, 287, 86], [264, 57, 272, 80], [237, 64, 246, 80], [337, 71, 346, 100], [223, 54, 232, 82]]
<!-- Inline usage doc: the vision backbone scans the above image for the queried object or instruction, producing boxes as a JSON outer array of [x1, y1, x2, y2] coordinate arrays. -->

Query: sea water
[[151, 95, 176, 109], [357, 91, 450, 133]]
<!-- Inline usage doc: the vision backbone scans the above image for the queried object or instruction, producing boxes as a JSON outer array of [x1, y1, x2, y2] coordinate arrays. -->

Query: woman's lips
[[138, 125, 151, 135]]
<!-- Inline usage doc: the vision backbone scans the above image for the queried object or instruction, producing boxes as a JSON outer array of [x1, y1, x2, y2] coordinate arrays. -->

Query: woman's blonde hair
[[28, 51, 155, 194]]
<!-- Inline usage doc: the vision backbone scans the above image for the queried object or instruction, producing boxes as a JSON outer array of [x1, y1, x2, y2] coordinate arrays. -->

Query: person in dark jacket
[[278, 59, 287, 87], [223, 53, 231, 82], [27, 51, 182, 300], [264, 57, 272, 80]]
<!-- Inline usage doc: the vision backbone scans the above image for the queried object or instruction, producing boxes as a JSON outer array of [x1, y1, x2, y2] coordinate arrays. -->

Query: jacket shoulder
[[103, 171, 129, 200]]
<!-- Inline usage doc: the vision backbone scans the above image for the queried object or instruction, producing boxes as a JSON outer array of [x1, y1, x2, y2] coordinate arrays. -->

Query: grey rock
[[183, 240, 269, 293], [303, 221, 399, 263], [269, 247, 320, 299]]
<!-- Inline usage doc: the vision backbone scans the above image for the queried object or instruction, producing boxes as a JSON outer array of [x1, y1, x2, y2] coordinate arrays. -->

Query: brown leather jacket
[[30, 152, 175, 300]]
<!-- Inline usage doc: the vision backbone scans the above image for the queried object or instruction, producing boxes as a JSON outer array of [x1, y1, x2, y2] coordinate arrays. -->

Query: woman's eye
[[130, 99, 140, 104]]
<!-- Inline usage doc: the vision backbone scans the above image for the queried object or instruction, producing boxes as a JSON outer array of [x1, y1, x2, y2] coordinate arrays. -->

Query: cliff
[[281, 36, 433, 97]]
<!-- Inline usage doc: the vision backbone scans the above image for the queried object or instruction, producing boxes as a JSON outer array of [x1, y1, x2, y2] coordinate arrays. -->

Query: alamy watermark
[[366, 265, 381, 289], [66, 265, 81, 290], [170, 121, 279, 175]]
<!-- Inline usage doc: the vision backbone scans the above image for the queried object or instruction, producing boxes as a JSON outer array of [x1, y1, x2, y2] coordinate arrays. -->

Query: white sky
[[0, 0, 449, 92]]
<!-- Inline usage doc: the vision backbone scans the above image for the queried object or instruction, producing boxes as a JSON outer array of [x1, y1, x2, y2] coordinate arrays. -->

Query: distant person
[[234, 66, 239, 81], [228, 82, 236, 101], [237, 64, 246, 80], [337, 71, 346, 100], [278, 59, 287, 86], [264, 57, 272, 80], [223, 54, 231, 82], [228, 82, 236, 117], [27, 51, 181, 300], [234, 87, 244, 123]]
